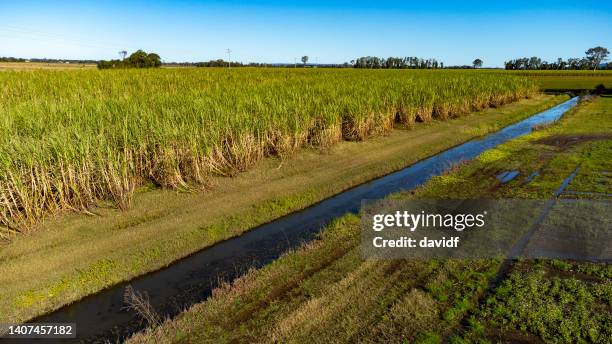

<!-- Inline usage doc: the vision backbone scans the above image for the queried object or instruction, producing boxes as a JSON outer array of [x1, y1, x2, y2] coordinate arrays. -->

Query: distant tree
[[97, 50, 162, 69], [301, 55, 309, 66], [194, 59, 244, 67], [567, 58, 579, 70], [505, 51, 609, 71], [118, 50, 127, 60], [146, 53, 162, 67], [128, 50, 150, 67], [351, 56, 444, 69], [0, 56, 27, 62], [556, 57, 566, 70], [528, 56, 542, 69], [97, 60, 120, 69], [580, 58, 592, 70], [472, 58, 483, 69], [585, 46, 609, 70], [385, 57, 406, 69]]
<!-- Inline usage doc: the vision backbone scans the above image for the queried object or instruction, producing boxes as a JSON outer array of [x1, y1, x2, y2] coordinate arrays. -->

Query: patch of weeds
[[13, 259, 117, 312], [425, 281, 451, 302], [76, 259, 117, 287], [467, 316, 485, 335], [443, 298, 472, 322], [478, 148, 509, 164], [469, 266, 611, 343], [414, 332, 442, 344]]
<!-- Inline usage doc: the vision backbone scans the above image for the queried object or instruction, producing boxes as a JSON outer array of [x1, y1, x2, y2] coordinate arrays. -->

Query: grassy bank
[[0, 69, 537, 229], [0, 95, 565, 324], [127, 96, 610, 344]]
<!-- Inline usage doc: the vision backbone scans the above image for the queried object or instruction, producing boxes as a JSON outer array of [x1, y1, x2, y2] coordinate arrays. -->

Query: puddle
[[535, 133, 612, 150], [497, 170, 520, 183], [522, 171, 540, 185]]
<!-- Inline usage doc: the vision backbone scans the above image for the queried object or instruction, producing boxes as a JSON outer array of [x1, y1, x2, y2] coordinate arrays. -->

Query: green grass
[[0, 68, 538, 229], [413, 95, 612, 200], [458, 261, 612, 343], [127, 96, 610, 344], [0, 95, 565, 324], [533, 76, 612, 91], [503, 70, 612, 90], [443, 96, 612, 344]]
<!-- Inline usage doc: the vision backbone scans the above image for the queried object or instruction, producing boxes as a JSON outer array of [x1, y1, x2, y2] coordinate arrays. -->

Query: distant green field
[[533, 76, 612, 90], [503, 70, 612, 90]]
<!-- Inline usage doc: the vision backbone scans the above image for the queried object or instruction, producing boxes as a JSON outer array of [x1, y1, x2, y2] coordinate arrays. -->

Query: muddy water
[[14, 97, 579, 343]]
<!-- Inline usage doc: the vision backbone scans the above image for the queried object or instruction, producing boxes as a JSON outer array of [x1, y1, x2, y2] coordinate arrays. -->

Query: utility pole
[[226, 48, 232, 68], [294, 57, 297, 68]]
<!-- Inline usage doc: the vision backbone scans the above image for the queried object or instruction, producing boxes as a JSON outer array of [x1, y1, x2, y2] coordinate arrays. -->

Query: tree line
[[505, 46, 609, 70], [97, 50, 161, 69], [5, 45, 609, 70], [351, 56, 444, 69], [348, 57, 489, 69], [165, 60, 289, 68], [0, 57, 98, 64], [194, 59, 244, 67]]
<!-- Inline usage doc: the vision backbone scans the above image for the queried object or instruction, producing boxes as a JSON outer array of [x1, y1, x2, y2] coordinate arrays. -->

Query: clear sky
[[0, 0, 610, 67]]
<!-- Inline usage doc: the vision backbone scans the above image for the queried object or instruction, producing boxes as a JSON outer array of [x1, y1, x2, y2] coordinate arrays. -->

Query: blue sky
[[0, 1, 610, 67]]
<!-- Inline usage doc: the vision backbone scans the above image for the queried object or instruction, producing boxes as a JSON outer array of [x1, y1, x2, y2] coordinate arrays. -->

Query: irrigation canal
[[6, 97, 579, 343]]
